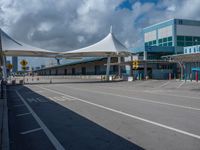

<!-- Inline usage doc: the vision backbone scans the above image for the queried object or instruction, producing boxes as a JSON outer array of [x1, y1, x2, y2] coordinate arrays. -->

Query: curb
[[0, 85, 10, 150]]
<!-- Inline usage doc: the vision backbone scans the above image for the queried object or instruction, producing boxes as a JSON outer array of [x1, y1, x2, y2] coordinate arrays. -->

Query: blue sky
[[1, 0, 200, 69], [118, 0, 158, 10]]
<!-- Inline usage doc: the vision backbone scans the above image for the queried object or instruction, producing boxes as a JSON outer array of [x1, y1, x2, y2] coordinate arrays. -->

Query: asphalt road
[[7, 80, 200, 150]]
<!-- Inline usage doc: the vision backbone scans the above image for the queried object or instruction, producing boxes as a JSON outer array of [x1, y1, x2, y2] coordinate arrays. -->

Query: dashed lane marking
[[16, 91, 65, 150], [36, 85, 200, 140], [51, 85, 200, 111], [20, 128, 42, 135], [16, 112, 31, 117], [177, 81, 185, 88]]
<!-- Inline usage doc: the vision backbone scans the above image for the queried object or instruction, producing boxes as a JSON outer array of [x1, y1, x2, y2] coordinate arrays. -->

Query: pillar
[[106, 56, 111, 81], [118, 56, 121, 77], [143, 51, 147, 78]]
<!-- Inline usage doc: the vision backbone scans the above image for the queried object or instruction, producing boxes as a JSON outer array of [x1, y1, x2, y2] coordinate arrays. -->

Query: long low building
[[35, 57, 125, 76]]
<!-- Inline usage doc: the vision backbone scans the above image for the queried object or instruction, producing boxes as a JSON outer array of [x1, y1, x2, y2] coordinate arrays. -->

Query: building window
[[186, 42, 193, 46], [178, 20, 183, 24], [168, 37, 172, 41], [168, 42, 172, 46], [72, 68, 75, 75], [177, 41, 184, 46], [193, 37, 200, 42], [163, 38, 167, 42], [163, 43, 168, 46], [189, 48, 191, 53], [184, 49, 187, 54], [185, 36, 193, 41], [177, 36, 184, 41], [194, 48, 196, 53]]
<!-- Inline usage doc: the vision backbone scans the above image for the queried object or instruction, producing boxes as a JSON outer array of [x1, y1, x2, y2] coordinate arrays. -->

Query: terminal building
[[12, 56, 18, 72], [35, 18, 200, 79], [131, 18, 200, 79]]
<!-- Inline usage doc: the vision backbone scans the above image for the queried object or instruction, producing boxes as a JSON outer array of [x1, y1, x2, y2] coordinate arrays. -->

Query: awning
[[0, 29, 59, 57], [61, 28, 132, 58], [165, 53, 200, 62]]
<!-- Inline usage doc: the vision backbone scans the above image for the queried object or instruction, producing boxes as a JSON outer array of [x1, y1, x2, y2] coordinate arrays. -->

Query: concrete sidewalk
[[0, 85, 9, 150]]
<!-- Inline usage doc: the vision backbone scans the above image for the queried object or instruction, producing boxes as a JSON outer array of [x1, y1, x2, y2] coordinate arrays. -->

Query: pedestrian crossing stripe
[[48, 96, 76, 102]]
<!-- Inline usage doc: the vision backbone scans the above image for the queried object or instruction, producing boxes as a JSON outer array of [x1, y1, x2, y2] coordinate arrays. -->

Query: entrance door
[[64, 69, 67, 75], [72, 68, 75, 75], [95, 65, 100, 75], [82, 67, 86, 75]]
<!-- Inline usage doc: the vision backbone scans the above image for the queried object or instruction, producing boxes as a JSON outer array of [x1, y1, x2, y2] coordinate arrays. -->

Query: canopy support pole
[[0, 31, 6, 80], [106, 56, 111, 81], [177, 61, 184, 80], [118, 57, 121, 77], [2, 55, 7, 80]]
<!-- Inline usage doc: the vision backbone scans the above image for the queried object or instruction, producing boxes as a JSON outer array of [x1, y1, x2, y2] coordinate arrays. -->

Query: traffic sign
[[132, 60, 139, 69], [20, 59, 28, 67], [6, 64, 13, 70]]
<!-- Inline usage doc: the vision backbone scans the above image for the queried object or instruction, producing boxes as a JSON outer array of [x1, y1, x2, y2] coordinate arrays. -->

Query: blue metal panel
[[145, 46, 175, 53], [130, 46, 175, 53], [192, 67, 200, 71]]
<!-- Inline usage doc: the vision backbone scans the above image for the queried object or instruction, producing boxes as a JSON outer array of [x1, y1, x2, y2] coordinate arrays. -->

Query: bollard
[[195, 71, 198, 82], [169, 73, 171, 80]]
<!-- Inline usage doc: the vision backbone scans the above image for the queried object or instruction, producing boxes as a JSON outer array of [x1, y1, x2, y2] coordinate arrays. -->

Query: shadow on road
[[7, 85, 145, 150]]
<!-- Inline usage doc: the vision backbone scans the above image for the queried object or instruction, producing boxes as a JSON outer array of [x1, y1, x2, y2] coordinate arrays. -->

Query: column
[[143, 51, 147, 78], [106, 56, 111, 81]]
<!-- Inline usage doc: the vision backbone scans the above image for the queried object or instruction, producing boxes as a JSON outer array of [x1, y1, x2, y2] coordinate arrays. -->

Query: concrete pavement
[[7, 80, 200, 150]]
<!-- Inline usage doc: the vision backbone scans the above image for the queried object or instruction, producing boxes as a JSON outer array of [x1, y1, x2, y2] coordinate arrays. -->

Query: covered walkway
[[0, 27, 131, 80]]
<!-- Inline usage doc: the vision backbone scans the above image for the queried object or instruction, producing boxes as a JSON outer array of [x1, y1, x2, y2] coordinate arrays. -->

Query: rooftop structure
[[143, 18, 200, 54]]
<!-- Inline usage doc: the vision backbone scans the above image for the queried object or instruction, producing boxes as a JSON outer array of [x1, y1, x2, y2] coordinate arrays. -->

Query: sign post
[[132, 60, 139, 80]]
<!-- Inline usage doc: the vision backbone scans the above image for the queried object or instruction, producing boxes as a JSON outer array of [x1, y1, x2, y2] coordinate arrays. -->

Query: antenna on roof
[[110, 25, 113, 34]]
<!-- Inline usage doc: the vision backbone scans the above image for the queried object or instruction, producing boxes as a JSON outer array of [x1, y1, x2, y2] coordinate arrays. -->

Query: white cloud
[[0, 0, 200, 67]]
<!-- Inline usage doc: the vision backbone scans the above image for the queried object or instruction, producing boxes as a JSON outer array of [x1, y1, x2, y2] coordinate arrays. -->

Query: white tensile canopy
[[62, 28, 131, 57], [61, 27, 131, 78], [0, 28, 59, 57], [0, 27, 131, 80]]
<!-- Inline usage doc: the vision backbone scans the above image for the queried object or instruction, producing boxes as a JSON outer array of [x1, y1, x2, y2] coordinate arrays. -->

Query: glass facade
[[158, 36, 173, 46], [177, 36, 200, 47], [145, 36, 173, 47]]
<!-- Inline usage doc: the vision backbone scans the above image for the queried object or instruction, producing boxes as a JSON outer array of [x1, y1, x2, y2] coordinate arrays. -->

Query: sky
[[1, 0, 200, 68]]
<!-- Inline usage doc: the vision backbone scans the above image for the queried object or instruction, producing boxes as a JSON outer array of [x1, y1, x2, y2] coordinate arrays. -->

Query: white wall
[[176, 25, 200, 36]]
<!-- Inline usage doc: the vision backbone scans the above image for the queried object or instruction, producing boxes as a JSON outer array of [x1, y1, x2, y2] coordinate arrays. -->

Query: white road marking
[[16, 91, 65, 150], [13, 104, 25, 107], [55, 85, 200, 111], [16, 112, 31, 117], [36, 97, 48, 102], [20, 128, 42, 135], [83, 84, 200, 100], [36, 85, 200, 140], [157, 81, 170, 88], [177, 81, 185, 88], [53, 97, 65, 101], [48, 96, 76, 102], [35, 90, 44, 93]]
